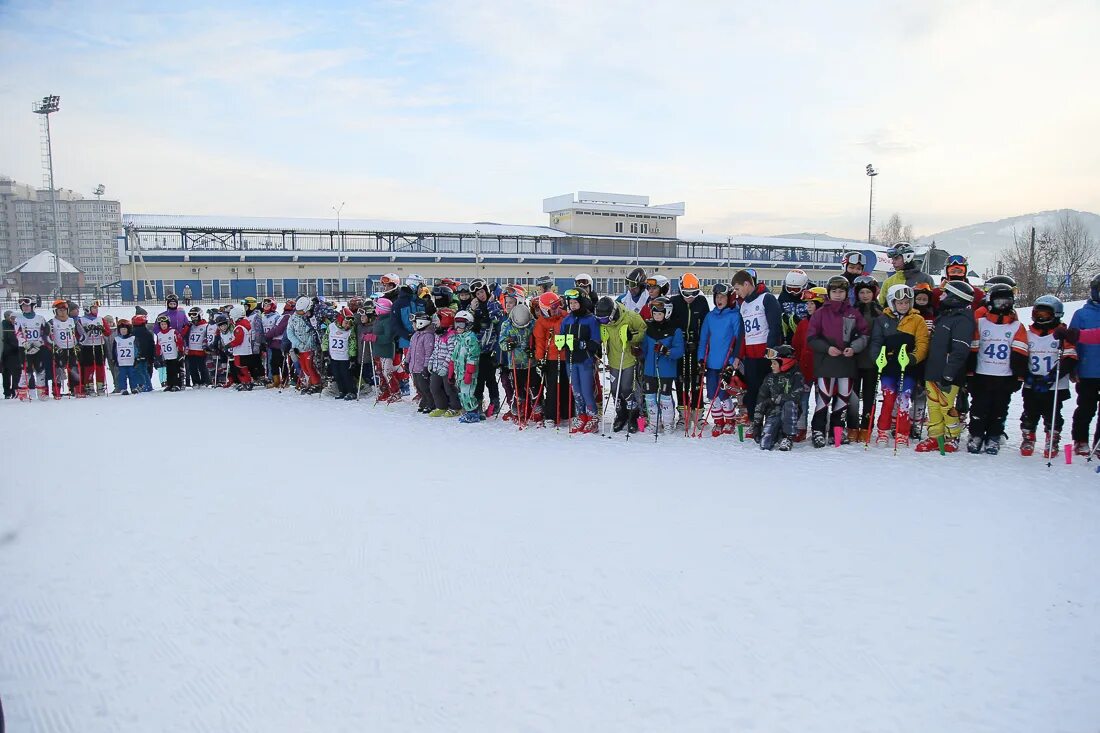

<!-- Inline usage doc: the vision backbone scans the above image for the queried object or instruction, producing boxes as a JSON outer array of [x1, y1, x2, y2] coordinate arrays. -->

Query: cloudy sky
[[1, 0, 1097, 242]]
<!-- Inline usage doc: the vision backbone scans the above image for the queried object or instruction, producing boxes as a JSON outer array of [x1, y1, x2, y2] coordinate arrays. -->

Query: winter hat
[[375, 297, 393, 316]]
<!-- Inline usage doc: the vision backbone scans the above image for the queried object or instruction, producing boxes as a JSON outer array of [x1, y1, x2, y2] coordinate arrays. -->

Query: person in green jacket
[[369, 297, 400, 401], [594, 296, 646, 432], [451, 309, 483, 423]]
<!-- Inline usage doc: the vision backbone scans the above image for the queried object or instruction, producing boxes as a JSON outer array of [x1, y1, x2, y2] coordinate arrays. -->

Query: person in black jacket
[[670, 273, 710, 425], [2, 311, 20, 398], [131, 313, 156, 392], [916, 280, 977, 453]]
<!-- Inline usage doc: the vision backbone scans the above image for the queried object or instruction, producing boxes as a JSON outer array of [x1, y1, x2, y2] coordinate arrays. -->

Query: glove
[[576, 340, 587, 353], [752, 423, 763, 444], [631, 345, 643, 358], [448, 362, 455, 381], [502, 338, 515, 351], [655, 344, 669, 356], [1054, 325, 1079, 345], [719, 365, 734, 383], [539, 359, 547, 370], [463, 363, 476, 385], [698, 358, 706, 371], [363, 333, 377, 343]]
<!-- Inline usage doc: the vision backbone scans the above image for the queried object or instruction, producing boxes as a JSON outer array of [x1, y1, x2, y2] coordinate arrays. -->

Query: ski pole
[[866, 346, 887, 450], [1045, 347, 1063, 468], [892, 344, 909, 456], [654, 345, 663, 443], [602, 324, 628, 434], [1088, 410, 1100, 463], [691, 344, 708, 438]]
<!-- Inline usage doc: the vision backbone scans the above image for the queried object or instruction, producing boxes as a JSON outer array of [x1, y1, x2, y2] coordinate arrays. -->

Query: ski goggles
[[843, 252, 866, 266], [712, 283, 730, 297], [764, 347, 793, 361], [945, 254, 968, 267], [562, 288, 581, 300], [681, 287, 700, 298], [626, 276, 644, 288], [645, 278, 660, 288], [890, 285, 914, 301]]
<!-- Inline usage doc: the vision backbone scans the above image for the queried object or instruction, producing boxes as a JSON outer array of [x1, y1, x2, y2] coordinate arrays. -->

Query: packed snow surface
[[2, 387, 1099, 732]]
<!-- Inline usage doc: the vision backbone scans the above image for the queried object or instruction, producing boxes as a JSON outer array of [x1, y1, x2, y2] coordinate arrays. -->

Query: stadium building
[[119, 191, 886, 302]]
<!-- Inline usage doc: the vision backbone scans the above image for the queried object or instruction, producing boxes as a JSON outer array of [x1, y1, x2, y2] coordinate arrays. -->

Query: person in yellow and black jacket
[[964, 282, 1029, 455], [916, 281, 976, 453], [867, 284, 929, 447]]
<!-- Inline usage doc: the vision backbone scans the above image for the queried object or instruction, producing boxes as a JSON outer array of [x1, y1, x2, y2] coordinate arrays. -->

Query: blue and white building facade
[[119, 192, 886, 302]]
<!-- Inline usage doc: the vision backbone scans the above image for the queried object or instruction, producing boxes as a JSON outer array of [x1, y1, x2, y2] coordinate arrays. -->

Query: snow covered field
[[2, 383, 1100, 732]]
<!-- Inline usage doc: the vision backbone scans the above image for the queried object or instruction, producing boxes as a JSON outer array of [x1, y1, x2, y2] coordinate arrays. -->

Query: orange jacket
[[534, 313, 565, 361]]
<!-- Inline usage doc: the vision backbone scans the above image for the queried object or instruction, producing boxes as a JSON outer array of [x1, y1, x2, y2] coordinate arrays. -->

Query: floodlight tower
[[865, 163, 878, 244], [33, 94, 63, 295]]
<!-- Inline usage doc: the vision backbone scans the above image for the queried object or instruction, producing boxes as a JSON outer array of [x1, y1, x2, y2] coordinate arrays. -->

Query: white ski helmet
[[380, 273, 400, 292], [405, 273, 426, 289], [229, 304, 246, 321], [294, 296, 312, 313], [574, 273, 593, 289], [886, 283, 914, 310], [454, 309, 473, 328], [784, 269, 809, 292]]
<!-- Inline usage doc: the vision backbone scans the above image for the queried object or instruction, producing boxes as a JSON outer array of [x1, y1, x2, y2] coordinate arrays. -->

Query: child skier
[[287, 297, 322, 394], [867, 284, 929, 446], [1070, 274, 1100, 456], [850, 275, 883, 441], [78, 301, 110, 396], [559, 289, 602, 433], [641, 297, 685, 434], [806, 275, 869, 447], [500, 301, 539, 422], [916, 280, 977, 453], [154, 314, 184, 391], [14, 297, 50, 401], [368, 297, 401, 402], [406, 310, 436, 412], [791, 287, 825, 441], [960, 282, 1028, 454], [534, 292, 571, 427], [47, 299, 80, 398], [182, 307, 212, 387], [730, 269, 782, 434], [595, 296, 646, 433], [131, 313, 155, 392], [111, 319, 142, 394], [323, 306, 359, 400], [225, 304, 255, 392], [1020, 295, 1078, 457], [697, 283, 744, 435], [752, 345, 805, 451], [451, 309, 482, 423], [427, 307, 461, 417]]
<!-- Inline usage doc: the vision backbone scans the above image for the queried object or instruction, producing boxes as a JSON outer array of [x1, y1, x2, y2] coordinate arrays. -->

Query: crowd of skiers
[[5, 242, 1100, 457]]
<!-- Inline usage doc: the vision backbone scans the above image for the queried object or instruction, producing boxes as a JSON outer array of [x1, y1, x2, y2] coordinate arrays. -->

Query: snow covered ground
[[2, 300, 1099, 732]]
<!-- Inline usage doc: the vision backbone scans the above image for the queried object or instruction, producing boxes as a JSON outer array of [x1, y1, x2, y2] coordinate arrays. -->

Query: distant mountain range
[[770, 232, 855, 243], [917, 209, 1100, 271]]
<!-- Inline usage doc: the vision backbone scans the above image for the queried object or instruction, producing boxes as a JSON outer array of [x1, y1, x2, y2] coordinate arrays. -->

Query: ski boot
[[1074, 440, 1091, 456], [612, 407, 629, 433], [97, 385, 107, 397], [777, 436, 794, 451], [711, 417, 724, 438], [53, 385, 63, 400], [627, 409, 640, 434], [915, 436, 940, 452], [1042, 431, 1061, 459], [16, 387, 30, 402], [875, 428, 891, 445], [984, 436, 1001, 455], [1020, 431, 1036, 457], [811, 431, 827, 448], [569, 415, 585, 434], [966, 435, 985, 454], [582, 414, 600, 434], [335, 392, 347, 400], [458, 410, 481, 424], [722, 420, 735, 435]]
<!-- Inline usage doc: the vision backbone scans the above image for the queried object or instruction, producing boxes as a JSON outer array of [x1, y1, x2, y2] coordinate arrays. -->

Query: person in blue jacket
[[697, 283, 744, 429], [641, 296, 685, 434], [1070, 273, 1100, 455], [559, 289, 602, 433]]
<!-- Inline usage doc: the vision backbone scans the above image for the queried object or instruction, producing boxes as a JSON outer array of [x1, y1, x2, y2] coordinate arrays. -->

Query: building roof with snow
[[6, 250, 81, 275], [124, 214, 567, 239]]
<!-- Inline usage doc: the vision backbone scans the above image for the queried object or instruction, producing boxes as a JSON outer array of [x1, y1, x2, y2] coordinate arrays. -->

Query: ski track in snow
[[2, 366, 1100, 730]]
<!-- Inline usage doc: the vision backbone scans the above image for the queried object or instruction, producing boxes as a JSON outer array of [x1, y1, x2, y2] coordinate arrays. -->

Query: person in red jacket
[[791, 286, 825, 440], [226, 304, 254, 391]]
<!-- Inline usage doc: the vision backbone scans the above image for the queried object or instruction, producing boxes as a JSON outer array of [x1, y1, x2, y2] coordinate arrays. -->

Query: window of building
[[640, 223, 648, 234], [219, 281, 231, 299], [614, 222, 624, 233], [322, 278, 339, 296], [298, 279, 318, 297], [256, 280, 267, 298], [271, 280, 283, 298], [630, 223, 639, 234]]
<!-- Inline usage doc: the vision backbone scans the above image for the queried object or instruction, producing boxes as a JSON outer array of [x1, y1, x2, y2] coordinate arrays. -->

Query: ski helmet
[[841, 251, 866, 268], [679, 273, 701, 297], [52, 298, 68, 311], [283, 299, 296, 313], [469, 278, 488, 295], [941, 280, 975, 307], [886, 242, 915, 264], [886, 284, 913, 311], [712, 282, 731, 300], [784, 269, 809, 293], [852, 274, 879, 296], [405, 273, 425, 290], [1091, 273, 1100, 303], [413, 311, 432, 330], [1031, 294, 1063, 325], [166, 293, 179, 306], [504, 283, 527, 299], [454, 309, 473, 329], [229, 304, 246, 321], [574, 273, 593, 290], [944, 253, 969, 280], [626, 267, 647, 291], [379, 273, 400, 294], [802, 286, 827, 304], [431, 284, 454, 302], [336, 306, 356, 328], [985, 275, 1017, 290], [537, 292, 563, 317], [242, 296, 258, 311], [156, 314, 171, 329], [765, 344, 797, 372], [455, 282, 473, 299], [646, 274, 671, 296], [436, 307, 455, 328], [260, 297, 276, 314], [594, 296, 618, 324], [826, 275, 850, 293], [17, 296, 33, 311], [985, 283, 1015, 315], [132, 314, 148, 327], [649, 296, 672, 318], [116, 318, 131, 332], [294, 296, 312, 313], [535, 274, 554, 290], [213, 313, 228, 327], [509, 303, 532, 328], [374, 297, 393, 316]]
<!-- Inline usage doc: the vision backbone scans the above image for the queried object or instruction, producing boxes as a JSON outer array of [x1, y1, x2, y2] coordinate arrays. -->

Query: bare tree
[[996, 212, 1099, 304], [875, 212, 914, 246]]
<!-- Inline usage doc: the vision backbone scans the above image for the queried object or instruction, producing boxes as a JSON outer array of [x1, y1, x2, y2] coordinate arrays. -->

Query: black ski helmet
[[1092, 273, 1100, 303], [626, 267, 647, 290], [826, 275, 850, 293], [986, 283, 1015, 315], [594, 296, 618, 322], [941, 280, 975, 308]]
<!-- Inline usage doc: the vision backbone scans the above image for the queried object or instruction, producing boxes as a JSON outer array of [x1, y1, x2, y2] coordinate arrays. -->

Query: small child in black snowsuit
[[752, 345, 805, 451]]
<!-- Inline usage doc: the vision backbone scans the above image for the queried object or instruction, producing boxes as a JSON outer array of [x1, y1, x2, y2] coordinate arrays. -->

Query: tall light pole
[[865, 163, 878, 244], [33, 95, 63, 296], [332, 201, 345, 296]]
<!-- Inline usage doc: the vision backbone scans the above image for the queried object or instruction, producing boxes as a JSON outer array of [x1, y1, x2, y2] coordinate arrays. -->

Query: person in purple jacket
[[406, 311, 437, 413], [156, 294, 190, 334], [806, 275, 870, 447]]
